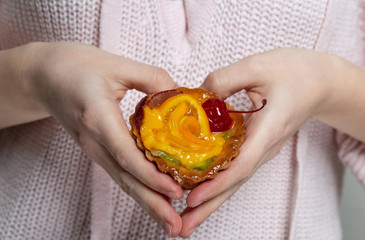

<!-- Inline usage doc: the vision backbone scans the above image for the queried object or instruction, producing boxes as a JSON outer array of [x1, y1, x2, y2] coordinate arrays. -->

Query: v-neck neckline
[[157, 0, 217, 61]]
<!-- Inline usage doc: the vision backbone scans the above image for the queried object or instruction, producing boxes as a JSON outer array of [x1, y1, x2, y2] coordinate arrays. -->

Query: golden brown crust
[[129, 87, 245, 189]]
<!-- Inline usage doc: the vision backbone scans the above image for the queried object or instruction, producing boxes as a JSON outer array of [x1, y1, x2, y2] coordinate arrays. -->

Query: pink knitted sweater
[[0, 1, 365, 239]]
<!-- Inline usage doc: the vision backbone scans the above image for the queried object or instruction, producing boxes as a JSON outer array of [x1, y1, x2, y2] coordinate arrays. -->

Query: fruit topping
[[140, 94, 226, 169], [202, 98, 267, 132], [146, 89, 183, 108]]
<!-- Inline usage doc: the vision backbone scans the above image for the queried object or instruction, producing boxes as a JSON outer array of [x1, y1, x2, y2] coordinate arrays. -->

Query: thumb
[[200, 57, 263, 99], [115, 57, 178, 94]]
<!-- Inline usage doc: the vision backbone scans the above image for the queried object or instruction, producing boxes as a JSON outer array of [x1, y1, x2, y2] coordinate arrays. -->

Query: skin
[[179, 48, 365, 238], [0, 42, 183, 237], [2, 44, 365, 238]]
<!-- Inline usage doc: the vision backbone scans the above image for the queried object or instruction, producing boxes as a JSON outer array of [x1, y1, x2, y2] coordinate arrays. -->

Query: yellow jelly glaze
[[140, 94, 226, 168]]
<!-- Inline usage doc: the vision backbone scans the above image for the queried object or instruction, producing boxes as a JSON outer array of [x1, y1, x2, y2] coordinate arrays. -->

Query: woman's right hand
[[0, 42, 183, 237]]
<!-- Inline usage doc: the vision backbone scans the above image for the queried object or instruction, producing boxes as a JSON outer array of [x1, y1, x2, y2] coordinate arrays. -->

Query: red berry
[[202, 98, 267, 132], [202, 98, 233, 132]]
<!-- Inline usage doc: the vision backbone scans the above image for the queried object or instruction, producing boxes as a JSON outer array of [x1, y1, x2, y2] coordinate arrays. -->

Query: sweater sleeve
[[336, 131, 365, 188], [339, 1, 365, 188]]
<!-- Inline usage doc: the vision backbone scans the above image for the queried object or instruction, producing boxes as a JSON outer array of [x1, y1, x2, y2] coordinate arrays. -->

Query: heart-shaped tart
[[130, 87, 250, 189]]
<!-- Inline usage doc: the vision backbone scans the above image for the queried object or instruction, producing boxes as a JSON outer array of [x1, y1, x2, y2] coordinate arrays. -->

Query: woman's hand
[[179, 48, 365, 238], [0, 42, 183, 237]]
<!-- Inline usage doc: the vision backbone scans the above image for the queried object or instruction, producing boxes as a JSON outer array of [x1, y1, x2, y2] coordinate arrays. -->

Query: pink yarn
[[0, 0, 364, 239]]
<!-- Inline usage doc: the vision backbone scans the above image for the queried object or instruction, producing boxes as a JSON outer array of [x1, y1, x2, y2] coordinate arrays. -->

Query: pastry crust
[[129, 87, 245, 189]]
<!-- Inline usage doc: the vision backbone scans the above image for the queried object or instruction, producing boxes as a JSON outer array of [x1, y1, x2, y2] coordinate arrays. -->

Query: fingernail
[[162, 222, 172, 236]]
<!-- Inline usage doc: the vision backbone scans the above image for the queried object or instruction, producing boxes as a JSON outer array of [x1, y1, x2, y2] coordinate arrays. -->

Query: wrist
[[312, 53, 348, 119], [19, 42, 52, 114], [313, 53, 365, 138], [0, 42, 51, 128]]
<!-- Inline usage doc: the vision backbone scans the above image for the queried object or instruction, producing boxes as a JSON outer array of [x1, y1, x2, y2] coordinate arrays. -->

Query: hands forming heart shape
[[4, 42, 365, 238]]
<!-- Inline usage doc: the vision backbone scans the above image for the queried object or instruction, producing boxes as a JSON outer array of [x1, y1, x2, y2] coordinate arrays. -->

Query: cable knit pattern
[[0, 0, 364, 239]]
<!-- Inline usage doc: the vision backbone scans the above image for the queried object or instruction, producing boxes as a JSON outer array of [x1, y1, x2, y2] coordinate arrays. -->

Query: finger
[[114, 58, 178, 94], [118, 167, 182, 238], [186, 136, 261, 208], [82, 101, 183, 200], [82, 138, 182, 237], [103, 106, 183, 199], [200, 56, 264, 99], [179, 183, 241, 238], [186, 112, 281, 208]]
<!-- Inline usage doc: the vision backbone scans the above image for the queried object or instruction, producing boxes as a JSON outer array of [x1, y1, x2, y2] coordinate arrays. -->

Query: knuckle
[[235, 159, 255, 180], [147, 196, 160, 213], [150, 67, 174, 88], [205, 71, 225, 95], [114, 150, 130, 170], [242, 163, 255, 179], [79, 107, 98, 133], [113, 149, 138, 178], [245, 54, 266, 80], [118, 171, 134, 196]]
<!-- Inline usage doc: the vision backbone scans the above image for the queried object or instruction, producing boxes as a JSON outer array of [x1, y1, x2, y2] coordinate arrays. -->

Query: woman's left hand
[[178, 48, 365, 238]]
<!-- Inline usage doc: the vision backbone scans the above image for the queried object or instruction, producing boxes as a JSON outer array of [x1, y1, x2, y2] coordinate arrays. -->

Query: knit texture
[[0, 1, 101, 239], [0, 0, 364, 239], [0, 0, 101, 46], [0, 119, 93, 239]]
